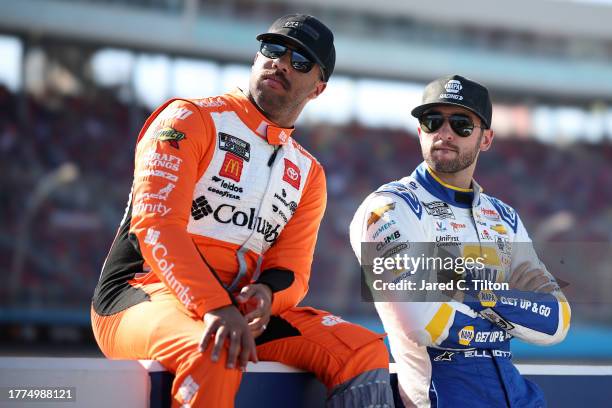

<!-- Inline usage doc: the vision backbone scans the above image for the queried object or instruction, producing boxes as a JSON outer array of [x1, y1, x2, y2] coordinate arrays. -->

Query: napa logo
[[478, 290, 498, 307], [458, 325, 475, 346], [445, 79, 463, 94]]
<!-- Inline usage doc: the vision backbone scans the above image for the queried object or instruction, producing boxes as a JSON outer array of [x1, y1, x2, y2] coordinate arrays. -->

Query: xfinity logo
[[191, 195, 282, 242]]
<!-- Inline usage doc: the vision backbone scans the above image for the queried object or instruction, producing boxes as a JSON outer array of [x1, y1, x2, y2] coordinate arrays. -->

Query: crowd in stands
[[1, 84, 611, 322]]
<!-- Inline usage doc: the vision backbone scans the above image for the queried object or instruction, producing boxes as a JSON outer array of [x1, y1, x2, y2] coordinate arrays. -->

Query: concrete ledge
[[2, 358, 612, 407]]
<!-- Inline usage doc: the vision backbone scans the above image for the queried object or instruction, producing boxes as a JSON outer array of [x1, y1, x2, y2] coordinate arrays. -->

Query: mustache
[[261, 71, 290, 90], [432, 143, 458, 152]]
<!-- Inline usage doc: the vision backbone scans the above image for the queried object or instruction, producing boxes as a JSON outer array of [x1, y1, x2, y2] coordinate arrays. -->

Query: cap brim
[[411, 102, 489, 128], [256, 33, 325, 73]]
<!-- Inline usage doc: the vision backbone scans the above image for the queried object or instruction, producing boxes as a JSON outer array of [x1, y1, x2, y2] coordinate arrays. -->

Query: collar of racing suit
[[413, 162, 483, 209], [226, 88, 295, 146]]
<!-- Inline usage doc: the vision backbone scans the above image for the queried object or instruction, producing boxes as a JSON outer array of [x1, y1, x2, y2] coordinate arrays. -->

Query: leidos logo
[[458, 326, 475, 346], [219, 153, 244, 182], [191, 195, 282, 242]]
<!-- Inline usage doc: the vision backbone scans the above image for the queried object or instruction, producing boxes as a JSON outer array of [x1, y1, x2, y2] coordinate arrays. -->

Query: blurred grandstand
[[0, 0, 611, 361]]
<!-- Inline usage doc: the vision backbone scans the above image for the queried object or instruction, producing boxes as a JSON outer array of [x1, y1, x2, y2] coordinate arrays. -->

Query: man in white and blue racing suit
[[349, 75, 571, 408]]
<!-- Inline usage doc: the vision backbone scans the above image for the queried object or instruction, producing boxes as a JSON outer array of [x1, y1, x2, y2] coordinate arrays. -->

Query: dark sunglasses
[[418, 112, 484, 137], [259, 41, 316, 74]]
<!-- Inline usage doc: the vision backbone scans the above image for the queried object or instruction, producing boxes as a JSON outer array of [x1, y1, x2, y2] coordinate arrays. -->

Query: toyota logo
[[286, 167, 299, 180]]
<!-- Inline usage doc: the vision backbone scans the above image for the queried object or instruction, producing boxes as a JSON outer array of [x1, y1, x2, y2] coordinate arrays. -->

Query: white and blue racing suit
[[349, 162, 571, 408]]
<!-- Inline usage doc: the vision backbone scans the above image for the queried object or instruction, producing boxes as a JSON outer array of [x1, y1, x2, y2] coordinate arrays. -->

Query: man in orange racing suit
[[91, 14, 393, 408]]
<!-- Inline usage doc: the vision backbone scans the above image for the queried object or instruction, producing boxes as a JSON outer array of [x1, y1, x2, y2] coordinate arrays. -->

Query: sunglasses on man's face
[[259, 41, 316, 74], [418, 112, 484, 137]]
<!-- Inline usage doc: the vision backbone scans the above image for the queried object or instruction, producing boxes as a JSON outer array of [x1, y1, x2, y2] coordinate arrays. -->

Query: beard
[[249, 70, 294, 114], [424, 133, 482, 173]]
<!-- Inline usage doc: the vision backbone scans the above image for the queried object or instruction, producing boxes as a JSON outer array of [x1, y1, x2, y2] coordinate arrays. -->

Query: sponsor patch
[[143, 151, 183, 171], [282, 159, 301, 190], [191, 196, 213, 220], [480, 229, 492, 241], [445, 79, 462, 94], [367, 203, 395, 228], [491, 224, 508, 235], [207, 175, 243, 200], [178, 375, 200, 403], [434, 351, 454, 362], [488, 198, 518, 233], [481, 207, 500, 221], [382, 243, 410, 258], [137, 168, 179, 182], [219, 152, 244, 182], [458, 326, 474, 346], [376, 230, 401, 251], [274, 188, 298, 214], [480, 308, 515, 331], [141, 183, 175, 201], [272, 204, 288, 223], [450, 222, 466, 232], [423, 201, 455, 219], [478, 290, 498, 307], [153, 127, 186, 149], [218, 132, 251, 161], [195, 98, 225, 108], [372, 220, 396, 239], [144, 228, 160, 245], [435, 235, 459, 243], [496, 237, 512, 255], [321, 315, 346, 327], [133, 200, 172, 217], [190, 195, 282, 243]]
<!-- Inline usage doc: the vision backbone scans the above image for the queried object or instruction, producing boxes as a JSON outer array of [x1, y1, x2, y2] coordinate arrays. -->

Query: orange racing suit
[[91, 89, 392, 407]]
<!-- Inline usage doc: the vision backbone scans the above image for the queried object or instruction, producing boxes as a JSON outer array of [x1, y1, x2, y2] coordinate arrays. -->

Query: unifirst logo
[[445, 80, 463, 94], [458, 325, 475, 346], [145, 229, 195, 310]]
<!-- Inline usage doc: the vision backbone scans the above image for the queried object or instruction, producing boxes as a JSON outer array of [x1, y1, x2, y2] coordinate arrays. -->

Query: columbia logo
[[191, 196, 213, 220]]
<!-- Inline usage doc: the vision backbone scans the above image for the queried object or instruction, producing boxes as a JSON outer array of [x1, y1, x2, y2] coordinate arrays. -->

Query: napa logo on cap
[[440, 79, 464, 101], [445, 79, 463, 94], [458, 325, 475, 346]]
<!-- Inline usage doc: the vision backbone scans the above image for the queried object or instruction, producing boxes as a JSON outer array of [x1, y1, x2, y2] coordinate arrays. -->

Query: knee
[[172, 347, 242, 407]]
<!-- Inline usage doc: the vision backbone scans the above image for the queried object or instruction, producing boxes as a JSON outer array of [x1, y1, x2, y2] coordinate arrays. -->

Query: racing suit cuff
[[461, 279, 489, 313], [195, 293, 234, 319], [255, 268, 295, 293]]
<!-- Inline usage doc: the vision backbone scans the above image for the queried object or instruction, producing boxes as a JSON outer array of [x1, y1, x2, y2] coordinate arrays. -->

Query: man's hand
[[199, 304, 258, 370], [509, 262, 558, 293], [236, 284, 272, 339]]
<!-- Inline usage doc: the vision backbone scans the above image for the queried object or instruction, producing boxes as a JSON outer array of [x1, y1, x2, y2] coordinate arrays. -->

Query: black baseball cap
[[256, 14, 335, 82], [411, 75, 492, 128]]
